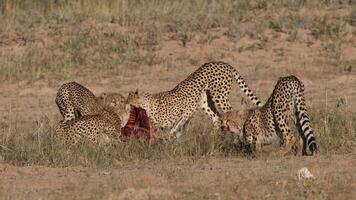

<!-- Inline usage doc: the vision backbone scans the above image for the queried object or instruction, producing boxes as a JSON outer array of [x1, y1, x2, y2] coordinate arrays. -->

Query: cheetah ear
[[98, 92, 106, 98], [98, 92, 106, 101], [134, 89, 139, 94]]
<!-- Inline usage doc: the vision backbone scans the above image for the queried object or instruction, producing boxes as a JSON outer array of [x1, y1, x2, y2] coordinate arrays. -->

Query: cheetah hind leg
[[294, 136, 307, 156], [209, 88, 233, 114], [200, 90, 221, 129], [295, 131, 307, 156]]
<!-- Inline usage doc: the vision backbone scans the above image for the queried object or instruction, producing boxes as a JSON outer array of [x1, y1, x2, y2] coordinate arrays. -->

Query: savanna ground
[[0, 0, 356, 199]]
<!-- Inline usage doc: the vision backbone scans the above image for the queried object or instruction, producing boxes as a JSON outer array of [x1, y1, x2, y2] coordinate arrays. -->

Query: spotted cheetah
[[220, 109, 250, 135], [55, 82, 103, 122], [98, 92, 126, 110], [55, 83, 126, 143], [98, 92, 129, 127], [55, 107, 122, 144], [220, 75, 317, 156], [126, 61, 262, 138]]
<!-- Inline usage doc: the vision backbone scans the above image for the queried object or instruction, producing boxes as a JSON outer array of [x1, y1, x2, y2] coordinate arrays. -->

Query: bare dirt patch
[[1, 155, 356, 199]]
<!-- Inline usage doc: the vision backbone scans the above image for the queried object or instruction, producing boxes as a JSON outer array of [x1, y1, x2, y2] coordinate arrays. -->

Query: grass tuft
[[0, 108, 355, 168]]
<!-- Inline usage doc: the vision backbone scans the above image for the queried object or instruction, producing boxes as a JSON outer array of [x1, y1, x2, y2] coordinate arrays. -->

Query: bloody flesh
[[121, 105, 154, 139]]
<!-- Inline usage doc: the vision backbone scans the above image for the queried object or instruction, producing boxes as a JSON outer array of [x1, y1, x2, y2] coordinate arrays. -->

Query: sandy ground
[[1, 155, 356, 199]]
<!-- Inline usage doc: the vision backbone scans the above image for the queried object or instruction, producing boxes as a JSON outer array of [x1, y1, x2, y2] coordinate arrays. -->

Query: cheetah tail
[[234, 72, 262, 107], [295, 82, 317, 156]]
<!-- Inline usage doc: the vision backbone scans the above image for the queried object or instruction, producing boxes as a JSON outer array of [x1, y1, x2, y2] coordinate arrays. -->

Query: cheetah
[[220, 75, 317, 156], [97, 92, 126, 111], [55, 107, 122, 144], [55, 83, 127, 143], [220, 109, 250, 135], [55, 82, 103, 122], [126, 61, 262, 138], [98, 92, 129, 127]]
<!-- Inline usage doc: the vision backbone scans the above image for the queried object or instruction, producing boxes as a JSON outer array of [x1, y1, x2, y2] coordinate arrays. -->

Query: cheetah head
[[117, 106, 130, 127], [126, 90, 151, 110], [220, 110, 250, 137], [98, 92, 126, 110]]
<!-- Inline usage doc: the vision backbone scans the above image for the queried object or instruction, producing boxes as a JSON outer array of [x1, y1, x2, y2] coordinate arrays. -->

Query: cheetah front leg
[[170, 116, 190, 138], [276, 114, 296, 156], [62, 104, 76, 122], [243, 122, 261, 153], [56, 100, 66, 120], [245, 135, 262, 153]]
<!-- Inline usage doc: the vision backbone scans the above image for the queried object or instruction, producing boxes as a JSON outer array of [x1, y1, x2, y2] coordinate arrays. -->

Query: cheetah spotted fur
[[126, 61, 262, 138], [55, 83, 125, 143], [55, 108, 122, 144], [221, 75, 317, 156], [55, 82, 103, 122]]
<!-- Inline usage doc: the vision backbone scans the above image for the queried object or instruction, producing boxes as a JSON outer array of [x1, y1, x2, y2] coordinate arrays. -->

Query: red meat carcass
[[121, 105, 155, 140]]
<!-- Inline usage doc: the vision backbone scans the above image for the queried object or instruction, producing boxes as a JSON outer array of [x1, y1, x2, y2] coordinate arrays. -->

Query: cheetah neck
[[136, 95, 154, 116]]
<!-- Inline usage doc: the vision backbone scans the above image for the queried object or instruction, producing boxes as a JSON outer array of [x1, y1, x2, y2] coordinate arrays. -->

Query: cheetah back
[[127, 61, 261, 130], [55, 82, 103, 122], [55, 114, 121, 144]]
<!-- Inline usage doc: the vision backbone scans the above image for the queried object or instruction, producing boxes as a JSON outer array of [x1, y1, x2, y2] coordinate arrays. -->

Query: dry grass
[[0, 105, 356, 199], [0, 1, 356, 199], [0, 107, 355, 168], [0, 0, 355, 82]]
